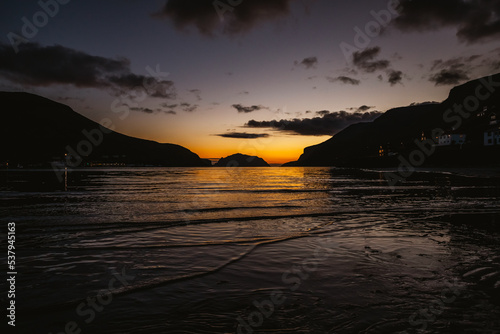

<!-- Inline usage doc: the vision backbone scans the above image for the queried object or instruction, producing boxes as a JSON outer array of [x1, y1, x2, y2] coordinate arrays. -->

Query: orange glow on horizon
[[186, 138, 326, 165], [194, 148, 303, 165], [118, 119, 330, 166]]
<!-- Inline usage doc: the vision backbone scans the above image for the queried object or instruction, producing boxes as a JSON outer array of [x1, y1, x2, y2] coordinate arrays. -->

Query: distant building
[[489, 112, 498, 126], [420, 131, 427, 142], [436, 134, 466, 146], [378, 145, 384, 157], [483, 109, 500, 146]]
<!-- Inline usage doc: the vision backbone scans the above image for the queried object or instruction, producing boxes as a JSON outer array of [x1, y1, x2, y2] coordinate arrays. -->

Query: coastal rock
[[214, 153, 270, 167]]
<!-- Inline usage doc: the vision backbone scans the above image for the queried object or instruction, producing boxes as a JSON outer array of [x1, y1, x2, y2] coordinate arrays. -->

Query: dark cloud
[[128, 106, 176, 115], [232, 104, 268, 113], [180, 102, 198, 112], [387, 70, 403, 86], [295, 56, 318, 69], [348, 105, 375, 113], [430, 55, 479, 71], [109, 74, 176, 98], [245, 110, 383, 136], [155, 0, 293, 35], [429, 69, 470, 86], [427, 55, 478, 86], [160, 103, 178, 109], [392, 0, 500, 43], [0, 42, 176, 98], [357, 105, 373, 112], [189, 89, 202, 101], [162, 110, 177, 115], [130, 107, 154, 114], [0, 42, 124, 87], [215, 132, 270, 139], [342, 67, 358, 76], [350, 47, 402, 85], [327, 76, 360, 85], [352, 47, 390, 73]]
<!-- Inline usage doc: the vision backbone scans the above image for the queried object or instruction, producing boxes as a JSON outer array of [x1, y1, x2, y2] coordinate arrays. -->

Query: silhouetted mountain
[[214, 153, 270, 167], [284, 73, 500, 167], [0, 92, 211, 167]]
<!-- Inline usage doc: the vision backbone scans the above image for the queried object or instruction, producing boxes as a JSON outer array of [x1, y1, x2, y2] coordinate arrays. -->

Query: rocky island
[[214, 153, 270, 167]]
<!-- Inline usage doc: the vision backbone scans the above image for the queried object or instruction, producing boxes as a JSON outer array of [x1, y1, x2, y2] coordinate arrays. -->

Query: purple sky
[[1, 0, 499, 163]]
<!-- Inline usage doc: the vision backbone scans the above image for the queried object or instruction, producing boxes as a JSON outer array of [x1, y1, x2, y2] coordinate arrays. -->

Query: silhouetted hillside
[[214, 153, 270, 167], [0, 92, 211, 167], [284, 73, 500, 167]]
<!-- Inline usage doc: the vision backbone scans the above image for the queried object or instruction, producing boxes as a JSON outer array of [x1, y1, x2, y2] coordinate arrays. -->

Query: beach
[[1, 167, 500, 333]]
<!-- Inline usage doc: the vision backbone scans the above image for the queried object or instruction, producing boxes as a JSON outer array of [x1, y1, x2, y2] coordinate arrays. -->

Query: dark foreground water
[[1, 167, 500, 333]]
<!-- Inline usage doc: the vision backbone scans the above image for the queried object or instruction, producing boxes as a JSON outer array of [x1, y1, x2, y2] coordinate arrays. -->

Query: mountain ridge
[[0, 92, 211, 167], [284, 73, 500, 167]]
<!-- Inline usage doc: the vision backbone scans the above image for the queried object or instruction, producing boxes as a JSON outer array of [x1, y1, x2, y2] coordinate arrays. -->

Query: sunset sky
[[1, 0, 499, 164]]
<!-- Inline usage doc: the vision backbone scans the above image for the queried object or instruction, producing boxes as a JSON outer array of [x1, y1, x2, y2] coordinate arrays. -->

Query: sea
[[1, 167, 500, 333]]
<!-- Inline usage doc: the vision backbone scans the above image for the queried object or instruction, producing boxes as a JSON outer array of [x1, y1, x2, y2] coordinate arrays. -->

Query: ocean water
[[1, 167, 500, 333]]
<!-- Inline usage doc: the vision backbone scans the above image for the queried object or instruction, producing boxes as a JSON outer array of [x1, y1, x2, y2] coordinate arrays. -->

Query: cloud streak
[[327, 76, 360, 85], [180, 102, 198, 112], [215, 132, 270, 139], [124, 104, 177, 115], [295, 56, 318, 69], [232, 104, 268, 113], [429, 69, 470, 86], [348, 105, 375, 112], [245, 110, 383, 136], [130, 107, 154, 114], [189, 89, 202, 101]]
